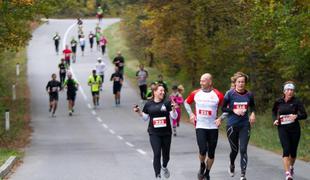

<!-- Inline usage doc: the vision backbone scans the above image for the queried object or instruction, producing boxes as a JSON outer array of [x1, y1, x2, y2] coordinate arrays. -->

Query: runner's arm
[[296, 100, 307, 120], [184, 100, 192, 116]]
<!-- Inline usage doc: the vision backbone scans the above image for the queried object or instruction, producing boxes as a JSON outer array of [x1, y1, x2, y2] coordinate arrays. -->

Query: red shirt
[[63, 49, 72, 60]]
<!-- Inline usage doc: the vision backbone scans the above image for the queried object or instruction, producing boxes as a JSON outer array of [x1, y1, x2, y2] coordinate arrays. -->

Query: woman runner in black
[[133, 84, 177, 179], [272, 81, 307, 180]]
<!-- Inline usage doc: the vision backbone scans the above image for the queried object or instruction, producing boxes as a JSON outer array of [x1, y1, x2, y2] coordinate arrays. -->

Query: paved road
[[9, 19, 310, 180]]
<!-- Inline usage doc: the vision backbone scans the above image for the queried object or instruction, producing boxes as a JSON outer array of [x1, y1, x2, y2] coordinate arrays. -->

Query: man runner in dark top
[[113, 51, 125, 74], [46, 73, 62, 117], [64, 72, 79, 116], [110, 67, 124, 106], [53, 32, 60, 55], [58, 58, 67, 86]]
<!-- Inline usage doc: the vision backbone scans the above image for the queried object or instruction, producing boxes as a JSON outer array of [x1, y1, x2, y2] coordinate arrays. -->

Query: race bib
[[51, 87, 58, 92], [233, 102, 248, 112], [60, 69, 66, 73], [198, 109, 212, 117], [279, 115, 294, 125], [114, 77, 120, 81], [153, 117, 167, 128]]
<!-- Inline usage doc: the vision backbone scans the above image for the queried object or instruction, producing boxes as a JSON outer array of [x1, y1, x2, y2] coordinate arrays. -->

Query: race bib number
[[153, 117, 167, 128], [51, 87, 58, 92], [233, 102, 248, 112], [198, 109, 212, 116], [60, 69, 66, 73], [279, 115, 294, 125], [114, 77, 120, 81]]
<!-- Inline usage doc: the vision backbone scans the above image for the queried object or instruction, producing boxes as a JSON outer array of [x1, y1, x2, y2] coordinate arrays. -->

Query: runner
[[133, 84, 177, 179], [89, 31, 95, 51], [95, 30, 101, 51], [46, 73, 62, 117], [136, 64, 148, 102], [272, 81, 307, 180], [146, 82, 157, 99], [58, 58, 67, 86], [88, 70, 102, 108], [221, 72, 256, 180], [64, 72, 79, 116], [113, 51, 125, 74], [169, 85, 184, 136], [184, 73, 223, 180], [53, 32, 61, 55], [110, 67, 123, 106], [99, 35, 107, 55], [70, 37, 78, 63], [156, 74, 168, 93], [95, 57, 106, 85], [79, 34, 86, 56], [96, 5, 104, 22], [63, 45, 72, 66]]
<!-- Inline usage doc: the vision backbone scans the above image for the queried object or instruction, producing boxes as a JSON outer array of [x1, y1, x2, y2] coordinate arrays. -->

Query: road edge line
[[0, 156, 18, 178]]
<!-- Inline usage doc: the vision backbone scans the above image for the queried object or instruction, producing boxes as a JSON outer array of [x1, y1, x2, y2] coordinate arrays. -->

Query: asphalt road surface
[[9, 19, 310, 180]]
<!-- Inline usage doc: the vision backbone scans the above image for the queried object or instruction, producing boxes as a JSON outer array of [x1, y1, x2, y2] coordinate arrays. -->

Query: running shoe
[[228, 163, 235, 177], [155, 174, 162, 179], [162, 167, 170, 178], [69, 111, 72, 116], [240, 176, 246, 180], [285, 172, 293, 180], [203, 174, 210, 180]]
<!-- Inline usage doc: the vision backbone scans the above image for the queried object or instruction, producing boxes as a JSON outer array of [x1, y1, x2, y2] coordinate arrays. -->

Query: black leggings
[[139, 84, 147, 100], [59, 73, 66, 85], [278, 124, 300, 158], [196, 129, 218, 159], [101, 45, 106, 55], [149, 134, 171, 177], [226, 124, 250, 174]]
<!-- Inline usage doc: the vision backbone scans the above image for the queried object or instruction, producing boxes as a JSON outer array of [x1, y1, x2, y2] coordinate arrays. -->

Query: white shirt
[[96, 62, 106, 75]]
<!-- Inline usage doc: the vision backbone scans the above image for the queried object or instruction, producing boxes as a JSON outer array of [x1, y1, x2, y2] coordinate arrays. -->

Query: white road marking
[[125, 142, 134, 148], [102, 123, 108, 128], [96, 117, 103, 122], [92, 110, 97, 115], [109, 129, 115, 134], [117, 135, 124, 140], [87, 103, 92, 109], [136, 149, 147, 155]]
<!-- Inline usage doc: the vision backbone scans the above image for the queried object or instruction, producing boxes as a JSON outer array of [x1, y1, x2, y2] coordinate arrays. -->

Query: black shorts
[[92, 91, 100, 96], [49, 94, 59, 102], [67, 92, 76, 101], [196, 129, 218, 158], [113, 84, 122, 94]]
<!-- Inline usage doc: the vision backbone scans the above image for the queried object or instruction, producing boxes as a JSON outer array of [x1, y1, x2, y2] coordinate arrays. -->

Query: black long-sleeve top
[[272, 96, 307, 126]]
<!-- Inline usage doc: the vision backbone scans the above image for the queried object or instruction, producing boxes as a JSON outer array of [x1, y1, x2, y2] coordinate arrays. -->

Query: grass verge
[[104, 22, 309, 161], [0, 49, 31, 166]]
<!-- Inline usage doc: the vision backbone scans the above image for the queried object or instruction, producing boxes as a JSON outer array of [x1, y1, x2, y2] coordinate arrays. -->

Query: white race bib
[[279, 115, 294, 125], [153, 117, 167, 128]]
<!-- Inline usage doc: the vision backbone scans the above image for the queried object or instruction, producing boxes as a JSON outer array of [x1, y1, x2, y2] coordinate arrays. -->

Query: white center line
[[136, 149, 147, 155], [109, 129, 115, 134], [87, 103, 92, 109], [102, 123, 108, 128], [117, 135, 124, 140], [125, 142, 134, 148], [96, 117, 103, 122], [92, 110, 97, 115]]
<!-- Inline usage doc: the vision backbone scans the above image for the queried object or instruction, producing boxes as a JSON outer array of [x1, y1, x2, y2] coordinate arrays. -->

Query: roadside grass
[[0, 49, 30, 165], [104, 22, 310, 162]]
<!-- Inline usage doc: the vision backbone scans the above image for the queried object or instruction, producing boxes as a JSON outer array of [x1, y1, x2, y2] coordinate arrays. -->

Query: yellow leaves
[[11, 0, 34, 6]]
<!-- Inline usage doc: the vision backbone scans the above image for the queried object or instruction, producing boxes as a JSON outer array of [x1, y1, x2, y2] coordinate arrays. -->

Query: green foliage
[[121, 0, 310, 112]]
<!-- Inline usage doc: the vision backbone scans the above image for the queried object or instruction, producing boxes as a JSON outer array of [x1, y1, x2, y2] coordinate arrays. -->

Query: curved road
[[9, 19, 310, 180]]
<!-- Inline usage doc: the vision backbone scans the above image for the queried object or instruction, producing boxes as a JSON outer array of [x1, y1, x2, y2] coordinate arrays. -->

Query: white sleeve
[[142, 113, 150, 122], [170, 110, 178, 119], [184, 100, 193, 116]]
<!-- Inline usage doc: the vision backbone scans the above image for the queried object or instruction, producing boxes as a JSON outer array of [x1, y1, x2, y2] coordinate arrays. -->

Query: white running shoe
[[162, 167, 170, 178], [285, 172, 293, 180], [228, 163, 235, 177]]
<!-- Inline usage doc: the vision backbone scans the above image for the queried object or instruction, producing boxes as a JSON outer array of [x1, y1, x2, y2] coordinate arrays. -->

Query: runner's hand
[[190, 113, 196, 125], [215, 118, 222, 127], [273, 120, 279, 126], [249, 112, 255, 127]]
